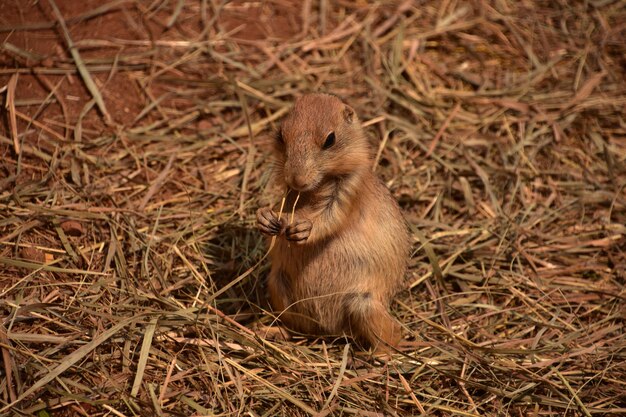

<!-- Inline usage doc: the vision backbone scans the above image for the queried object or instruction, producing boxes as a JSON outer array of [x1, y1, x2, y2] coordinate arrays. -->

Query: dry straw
[[1, 1, 625, 416]]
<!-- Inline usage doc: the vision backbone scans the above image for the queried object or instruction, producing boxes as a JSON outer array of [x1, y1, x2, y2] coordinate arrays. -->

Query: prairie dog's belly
[[271, 207, 405, 299]]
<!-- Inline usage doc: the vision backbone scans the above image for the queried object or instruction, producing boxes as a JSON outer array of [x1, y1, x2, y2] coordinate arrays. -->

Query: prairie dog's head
[[274, 93, 371, 192]]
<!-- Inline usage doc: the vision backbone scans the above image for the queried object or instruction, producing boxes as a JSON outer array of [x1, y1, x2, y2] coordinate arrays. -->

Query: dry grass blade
[[0, 257, 108, 276], [224, 357, 317, 415], [47, 0, 111, 124], [131, 317, 158, 398], [0, 316, 139, 413], [139, 153, 176, 211], [553, 367, 592, 417], [4, 73, 20, 154], [228, 106, 290, 138], [410, 224, 444, 286], [165, 0, 185, 28], [1, 1, 625, 416], [321, 343, 350, 411], [0, 326, 17, 403]]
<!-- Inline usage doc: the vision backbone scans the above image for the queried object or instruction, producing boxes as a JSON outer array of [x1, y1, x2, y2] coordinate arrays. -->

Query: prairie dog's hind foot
[[251, 323, 292, 342]]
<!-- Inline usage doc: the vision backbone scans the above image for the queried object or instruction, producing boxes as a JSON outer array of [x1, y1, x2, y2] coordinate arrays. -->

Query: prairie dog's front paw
[[285, 219, 312, 244], [257, 207, 286, 236]]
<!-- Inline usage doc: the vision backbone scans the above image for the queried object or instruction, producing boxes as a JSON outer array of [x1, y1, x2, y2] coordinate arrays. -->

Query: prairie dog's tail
[[345, 293, 402, 352]]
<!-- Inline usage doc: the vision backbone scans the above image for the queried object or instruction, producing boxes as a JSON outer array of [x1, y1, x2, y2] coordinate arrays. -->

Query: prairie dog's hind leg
[[268, 269, 290, 314], [345, 292, 402, 352]]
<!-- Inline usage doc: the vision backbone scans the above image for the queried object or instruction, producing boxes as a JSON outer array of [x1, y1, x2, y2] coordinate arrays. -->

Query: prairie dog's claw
[[257, 207, 285, 236], [285, 219, 312, 244]]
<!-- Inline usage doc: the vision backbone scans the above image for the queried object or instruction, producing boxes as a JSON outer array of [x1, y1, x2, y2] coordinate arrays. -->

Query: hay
[[1, 0, 625, 416]]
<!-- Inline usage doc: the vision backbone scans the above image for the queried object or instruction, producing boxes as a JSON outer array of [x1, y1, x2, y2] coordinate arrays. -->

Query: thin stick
[[270, 193, 289, 250], [290, 192, 301, 225]]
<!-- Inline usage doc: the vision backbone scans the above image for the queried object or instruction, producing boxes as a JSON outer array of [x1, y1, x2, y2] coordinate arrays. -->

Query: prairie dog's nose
[[289, 173, 308, 191]]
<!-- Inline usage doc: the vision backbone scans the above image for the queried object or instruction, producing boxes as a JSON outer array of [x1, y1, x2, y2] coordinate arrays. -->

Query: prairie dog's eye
[[323, 132, 335, 149]]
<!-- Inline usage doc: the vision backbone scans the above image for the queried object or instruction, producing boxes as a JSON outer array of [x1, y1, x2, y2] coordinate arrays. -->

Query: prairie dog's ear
[[343, 105, 356, 124]]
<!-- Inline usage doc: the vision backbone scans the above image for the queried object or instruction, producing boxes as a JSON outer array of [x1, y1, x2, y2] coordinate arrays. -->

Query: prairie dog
[[257, 93, 410, 351]]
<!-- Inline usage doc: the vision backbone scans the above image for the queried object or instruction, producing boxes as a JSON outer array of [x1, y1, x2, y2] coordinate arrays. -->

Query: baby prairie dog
[[257, 93, 410, 351]]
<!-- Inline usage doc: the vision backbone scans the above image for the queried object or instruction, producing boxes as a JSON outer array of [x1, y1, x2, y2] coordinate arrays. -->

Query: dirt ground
[[1, 1, 625, 416]]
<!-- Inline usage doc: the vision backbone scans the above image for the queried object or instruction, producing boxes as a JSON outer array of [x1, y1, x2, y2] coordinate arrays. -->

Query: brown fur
[[257, 93, 410, 352]]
